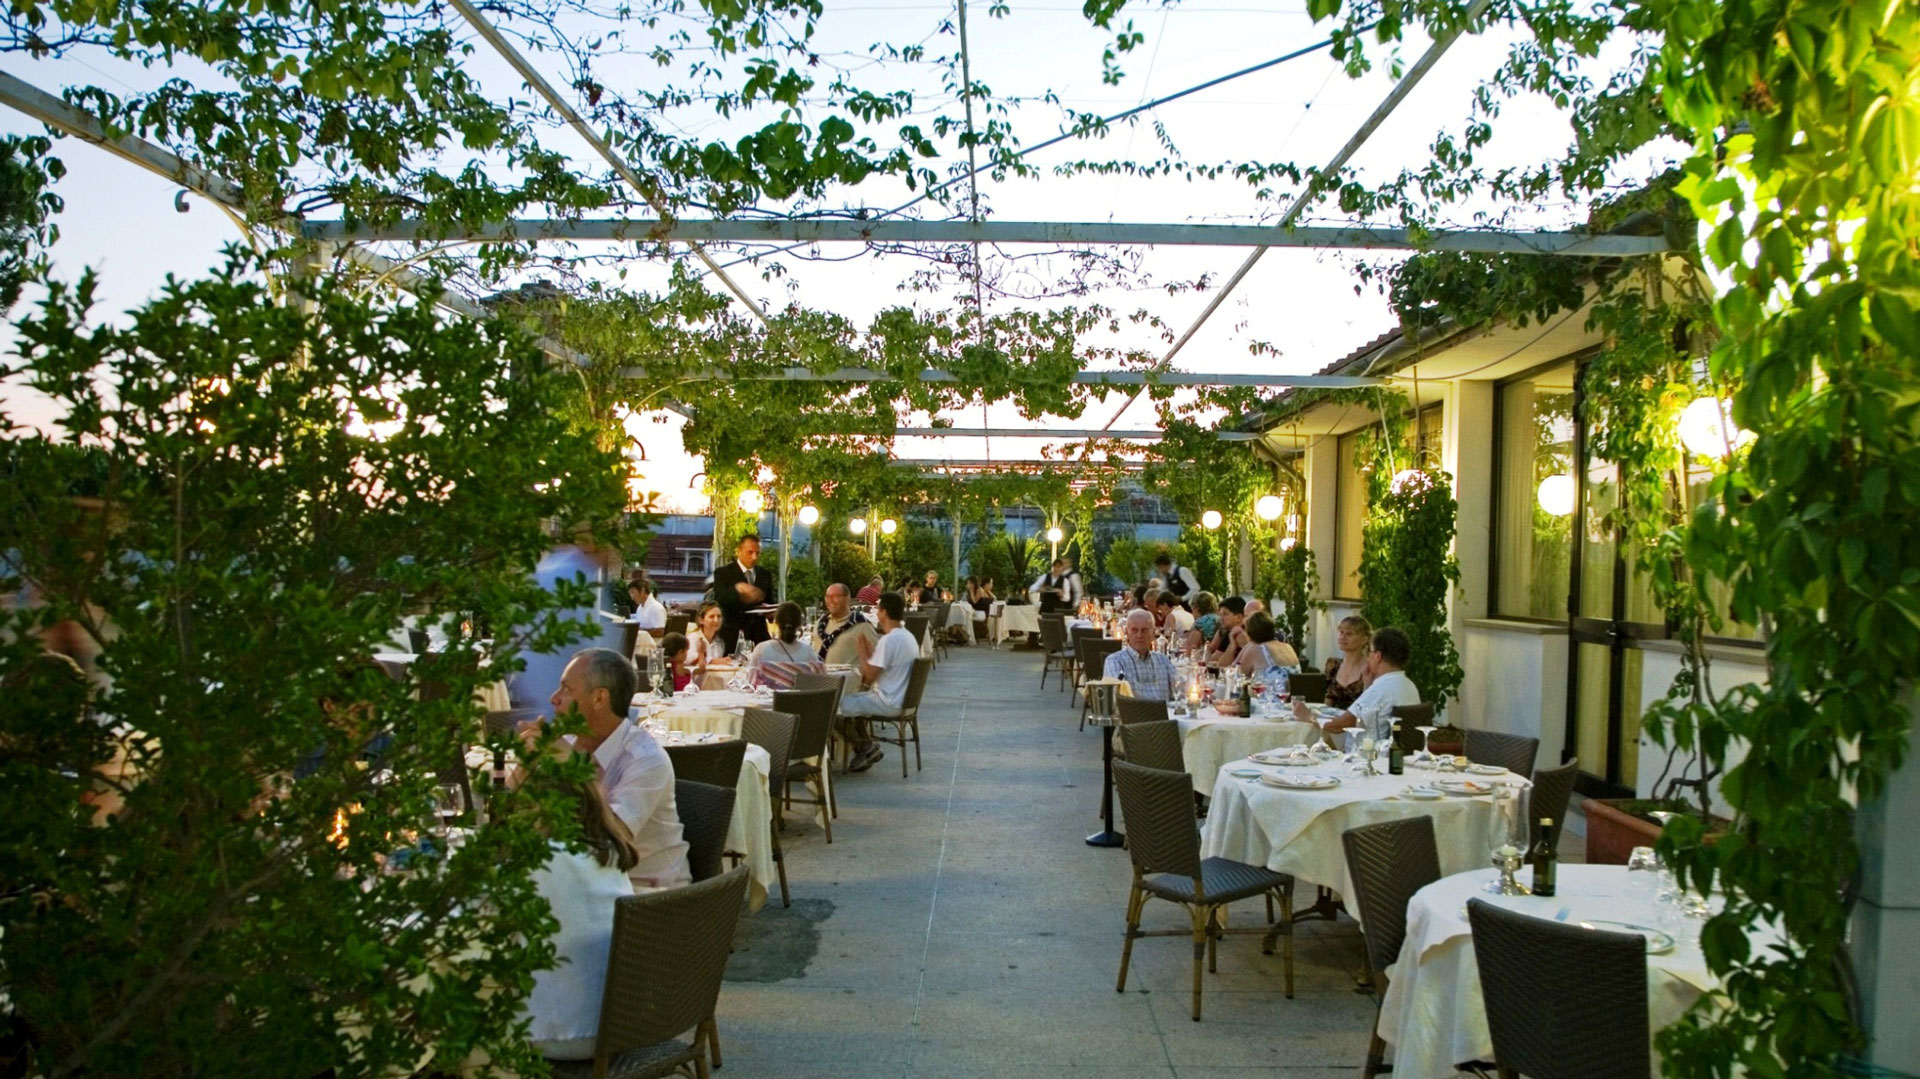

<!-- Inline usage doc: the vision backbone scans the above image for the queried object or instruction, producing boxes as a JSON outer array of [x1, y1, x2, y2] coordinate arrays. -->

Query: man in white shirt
[[550, 647, 691, 891], [627, 578, 667, 629], [840, 592, 919, 773], [1103, 609, 1179, 700], [1028, 557, 1082, 612], [1296, 626, 1420, 745], [816, 581, 879, 665]]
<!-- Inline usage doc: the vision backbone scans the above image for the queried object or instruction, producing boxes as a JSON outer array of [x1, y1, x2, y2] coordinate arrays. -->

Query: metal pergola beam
[[617, 366, 1381, 388], [890, 427, 1258, 440], [302, 217, 1665, 257], [893, 459, 1150, 470]]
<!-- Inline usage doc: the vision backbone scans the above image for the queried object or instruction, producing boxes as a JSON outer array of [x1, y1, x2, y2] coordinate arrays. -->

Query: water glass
[[1625, 846, 1662, 908]]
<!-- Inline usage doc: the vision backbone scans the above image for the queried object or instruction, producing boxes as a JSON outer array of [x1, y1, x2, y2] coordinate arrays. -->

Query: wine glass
[[1414, 725, 1437, 765], [1625, 846, 1663, 909], [430, 783, 466, 833]]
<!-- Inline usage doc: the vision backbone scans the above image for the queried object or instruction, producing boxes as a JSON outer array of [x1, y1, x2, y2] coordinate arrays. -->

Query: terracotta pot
[[1584, 798, 1665, 865], [1425, 723, 1464, 757]]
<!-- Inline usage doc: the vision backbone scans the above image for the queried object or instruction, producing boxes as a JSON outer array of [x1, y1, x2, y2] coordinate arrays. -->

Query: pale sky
[[0, 2, 1680, 510]]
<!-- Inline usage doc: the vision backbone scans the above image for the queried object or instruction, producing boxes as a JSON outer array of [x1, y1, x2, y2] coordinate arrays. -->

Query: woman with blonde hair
[[1322, 615, 1372, 710], [521, 770, 644, 1060]]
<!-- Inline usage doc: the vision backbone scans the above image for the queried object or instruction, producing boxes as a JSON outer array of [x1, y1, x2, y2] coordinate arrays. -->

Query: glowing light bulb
[[1678, 396, 1748, 458], [1045, 526, 1063, 543], [737, 488, 766, 514], [880, 518, 898, 535], [1536, 474, 1576, 517], [849, 518, 868, 535], [1200, 509, 1223, 530], [796, 504, 820, 526], [1255, 495, 1284, 521]]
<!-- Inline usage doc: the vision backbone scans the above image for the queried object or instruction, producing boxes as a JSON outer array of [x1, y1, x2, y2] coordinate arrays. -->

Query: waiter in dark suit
[[711, 533, 776, 651]]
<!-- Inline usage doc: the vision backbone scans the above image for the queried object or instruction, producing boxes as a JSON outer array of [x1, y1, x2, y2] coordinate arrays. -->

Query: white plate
[[1579, 920, 1677, 955], [1250, 752, 1315, 766], [1229, 768, 1262, 779], [1466, 763, 1507, 776], [1400, 786, 1443, 800], [1260, 772, 1340, 790], [1435, 778, 1494, 796]]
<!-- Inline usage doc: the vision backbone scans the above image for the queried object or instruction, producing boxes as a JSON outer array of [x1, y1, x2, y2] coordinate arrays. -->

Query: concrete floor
[[717, 643, 1498, 1078]]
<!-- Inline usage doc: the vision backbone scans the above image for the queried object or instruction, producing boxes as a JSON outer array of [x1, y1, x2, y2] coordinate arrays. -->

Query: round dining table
[[1376, 863, 1768, 1078], [1174, 709, 1322, 794], [1201, 758, 1528, 902]]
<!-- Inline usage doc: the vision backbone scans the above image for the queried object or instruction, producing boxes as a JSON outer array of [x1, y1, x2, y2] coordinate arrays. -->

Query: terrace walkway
[[714, 643, 1481, 1078]]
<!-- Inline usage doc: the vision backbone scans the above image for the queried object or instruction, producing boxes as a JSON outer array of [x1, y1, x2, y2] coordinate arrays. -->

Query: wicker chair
[[1287, 669, 1328, 704], [406, 627, 430, 655], [903, 612, 932, 647], [1067, 625, 1103, 700], [1342, 815, 1442, 1078], [674, 779, 736, 884], [925, 602, 953, 660], [1117, 697, 1170, 726], [545, 865, 750, 1079], [1037, 615, 1071, 689], [865, 657, 933, 778], [619, 622, 640, 662], [1466, 898, 1652, 1079], [664, 739, 748, 788], [1119, 719, 1186, 774], [1112, 760, 1296, 1020], [740, 707, 796, 907], [1073, 636, 1108, 721], [483, 707, 542, 739], [1464, 729, 1539, 778], [664, 611, 692, 638], [1527, 758, 1580, 865], [773, 687, 838, 839]]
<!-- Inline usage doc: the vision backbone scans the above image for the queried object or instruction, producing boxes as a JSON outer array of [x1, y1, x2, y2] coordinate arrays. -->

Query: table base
[[1085, 829, 1126, 848]]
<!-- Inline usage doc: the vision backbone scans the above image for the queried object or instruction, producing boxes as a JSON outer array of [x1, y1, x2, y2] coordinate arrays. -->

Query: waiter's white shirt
[[1028, 570, 1083, 605]]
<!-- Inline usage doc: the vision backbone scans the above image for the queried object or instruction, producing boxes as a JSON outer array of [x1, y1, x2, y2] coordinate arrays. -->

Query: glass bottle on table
[[1530, 817, 1558, 897], [1388, 720, 1404, 775]]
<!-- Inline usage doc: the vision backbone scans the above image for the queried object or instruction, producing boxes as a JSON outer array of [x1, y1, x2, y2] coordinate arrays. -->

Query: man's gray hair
[[1125, 608, 1155, 628], [826, 582, 850, 597], [573, 646, 637, 716]]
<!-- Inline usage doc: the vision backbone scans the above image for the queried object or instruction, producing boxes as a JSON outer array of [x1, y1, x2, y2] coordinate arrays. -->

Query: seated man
[[855, 575, 886, 606], [549, 647, 690, 891], [816, 582, 880, 665], [1153, 590, 1194, 634], [1102, 608, 1179, 701], [1295, 626, 1418, 745], [627, 578, 667, 629], [839, 592, 919, 773]]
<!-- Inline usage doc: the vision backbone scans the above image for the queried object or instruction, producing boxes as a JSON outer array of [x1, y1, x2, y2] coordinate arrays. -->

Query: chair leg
[[1364, 1028, 1387, 1079], [771, 825, 790, 908], [1116, 886, 1145, 991], [699, 1017, 719, 1075], [911, 717, 921, 773], [1189, 906, 1209, 1021], [1207, 906, 1221, 973]]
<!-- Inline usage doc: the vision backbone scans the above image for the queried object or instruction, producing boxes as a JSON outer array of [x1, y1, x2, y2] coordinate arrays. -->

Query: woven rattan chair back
[[741, 707, 796, 795], [1116, 697, 1170, 726], [1467, 898, 1652, 1079], [903, 612, 932, 644], [1121, 720, 1186, 774], [1070, 624, 1103, 644], [1390, 702, 1436, 729], [664, 738, 748, 788], [483, 707, 542, 739], [1527, 757, 1579, 856], [1287, 670, 1328, 703], [664, 611, 692, 637], [1038, 614, 1067, 654], [1112, 760, 1203, 880], [592, 865, 750, 1069], [772, 688, 836, 763], [673, 779, 736, 883], [619, 622, 640, 661], [1464, 729, 1539, 778], [902, 656, 933, 714], [790, 672, 846, 712], [1341, 815, 1441, 981]]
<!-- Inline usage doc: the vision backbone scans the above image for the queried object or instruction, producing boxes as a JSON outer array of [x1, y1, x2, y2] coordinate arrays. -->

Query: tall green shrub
[[1357, 470, 1463, 711], [0, 257, 632, 1076], [820, 540, 878, 595]]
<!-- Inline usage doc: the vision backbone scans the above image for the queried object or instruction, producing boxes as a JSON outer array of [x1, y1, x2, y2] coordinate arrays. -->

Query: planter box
[[1584, 798, 1665, 865]]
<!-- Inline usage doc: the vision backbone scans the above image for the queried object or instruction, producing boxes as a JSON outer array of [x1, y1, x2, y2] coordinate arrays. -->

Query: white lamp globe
[[849, 518, 868, 535], [1045, 526, 1064, 543], [737, 488, 766, 515], [1537, 474, 1576, 517], [1279, 537, 1298, 551], [796, 504, 820, 526], [1678, 396, 1745, 458], [880, 518, 898, 535], [1255, 495, 1284, 521], [1200, 509, 1223, 530]]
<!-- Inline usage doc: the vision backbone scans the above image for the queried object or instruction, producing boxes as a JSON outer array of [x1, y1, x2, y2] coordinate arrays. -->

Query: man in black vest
[[1153, 552, 1199, 605], [711, 533, 776, 651], [1028, 557, 1081, 614]]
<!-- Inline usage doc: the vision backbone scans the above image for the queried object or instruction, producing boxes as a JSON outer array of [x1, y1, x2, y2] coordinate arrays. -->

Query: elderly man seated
[[546, 647, 691, 891], [816, 582, 880, 665], [1102, 608, 1179, 701], [1294, 626, 1419, 746]]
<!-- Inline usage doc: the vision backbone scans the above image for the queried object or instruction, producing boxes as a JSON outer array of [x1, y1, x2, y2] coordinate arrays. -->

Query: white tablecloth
[[1200, 762, 1524, 900], [647, 689, 769, 736], [990, 603, 1042, 645], [1378, 864, 1756, 1079], [657, 732, 775, 914], [1176, 712, 1322, 794], [942, 602, 976, 644], [371, 652, 512, 711]]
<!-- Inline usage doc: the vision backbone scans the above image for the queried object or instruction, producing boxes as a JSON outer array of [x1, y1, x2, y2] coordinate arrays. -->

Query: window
[[1334, 430, 1366, 599], [679, 548, 711, 576], [1415, 402, 1446, 472], [1493, 363, 1576, 619]]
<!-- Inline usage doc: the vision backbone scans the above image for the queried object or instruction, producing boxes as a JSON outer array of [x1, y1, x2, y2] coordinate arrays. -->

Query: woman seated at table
[[1203, 595, 1249, 669], [660, 632, 693, 692], [521, 768, 643, 1060], [750, 602, 825, 690], [1184, 592, 1220, 654], [1321, 615, 1372, 710], [688, 602, 729, 675], [1295, 625, 1419, 743], [965, 576, 996, 613], [1234, 611, 1300, 677]]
